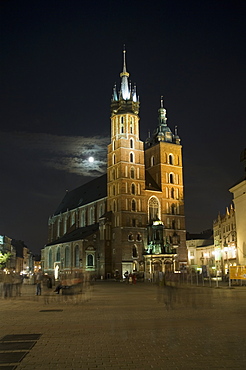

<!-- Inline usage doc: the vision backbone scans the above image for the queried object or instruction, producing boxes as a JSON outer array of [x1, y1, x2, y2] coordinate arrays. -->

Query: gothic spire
[[120, 47, 130, 100]]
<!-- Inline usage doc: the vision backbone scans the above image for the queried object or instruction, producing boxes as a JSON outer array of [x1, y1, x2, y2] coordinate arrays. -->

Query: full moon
[[88, 156, 94, 163]]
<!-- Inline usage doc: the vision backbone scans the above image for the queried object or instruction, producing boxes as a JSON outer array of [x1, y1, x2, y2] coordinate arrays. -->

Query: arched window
[[113, 153, 116, 165], [171, 204, 175, 215], [132, 245, 138, 258], [131, 183, 136, 195], [169, 154, 174, 165], [136, 233, 142, 241], [48, 249, 52, 269], [128, 233, 134, 241], [87, 254, 94, 267], [113, 185, 116, 196], [169, 173, 174, 184], [130, 138, 134, 148], [131, 199, 136, 212], [130, 152, 134, 163], [130, 117, 134, 134], [171, 188, 175, 199], [130, 167, 135, 179], [74, 245, 79, 267], [56, 247, 60, 262], [148, 196, 160, 221], [121, 117, 124, 133], [113, 200, 117, 212], [65, 246, 70, 268]]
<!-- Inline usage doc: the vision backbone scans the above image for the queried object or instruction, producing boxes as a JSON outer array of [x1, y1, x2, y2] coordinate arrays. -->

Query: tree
[[0, 251, 12, 269]]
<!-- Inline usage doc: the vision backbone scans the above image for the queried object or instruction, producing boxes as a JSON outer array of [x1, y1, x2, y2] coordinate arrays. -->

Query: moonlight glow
[[88, 156, 94, 163]]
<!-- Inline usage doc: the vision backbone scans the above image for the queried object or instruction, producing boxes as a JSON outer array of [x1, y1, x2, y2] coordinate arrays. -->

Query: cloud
[[1, 131, 109, 177]]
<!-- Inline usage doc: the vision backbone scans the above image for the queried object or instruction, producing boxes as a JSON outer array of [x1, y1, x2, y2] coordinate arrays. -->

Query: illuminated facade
[[213, 205, 238, 276], [229, 148, 246, 267], [43, 50, 187, 279]]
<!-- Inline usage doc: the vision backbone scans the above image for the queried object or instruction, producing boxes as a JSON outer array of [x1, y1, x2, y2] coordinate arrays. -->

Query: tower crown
[[111, 48, 139, 115], [145, 97, 180, 147]]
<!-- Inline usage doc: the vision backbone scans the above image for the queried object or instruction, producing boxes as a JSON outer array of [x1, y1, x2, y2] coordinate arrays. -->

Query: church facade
[[42, 51, 187, 280]]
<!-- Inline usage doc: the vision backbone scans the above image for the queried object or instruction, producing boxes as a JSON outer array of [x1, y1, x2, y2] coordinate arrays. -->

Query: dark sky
[[1, 0, 246, 255]]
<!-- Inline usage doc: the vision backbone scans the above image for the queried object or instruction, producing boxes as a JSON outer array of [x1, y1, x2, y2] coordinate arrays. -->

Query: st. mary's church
[[42, 50, 187, 280]]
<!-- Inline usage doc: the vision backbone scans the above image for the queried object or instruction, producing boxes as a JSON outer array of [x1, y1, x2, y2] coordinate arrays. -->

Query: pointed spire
[[120, 45, 130, 78], [120, 46, 130, 100]]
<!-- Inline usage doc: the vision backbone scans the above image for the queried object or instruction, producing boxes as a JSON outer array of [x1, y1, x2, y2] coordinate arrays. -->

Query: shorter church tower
[[144, 97, 187, 272]]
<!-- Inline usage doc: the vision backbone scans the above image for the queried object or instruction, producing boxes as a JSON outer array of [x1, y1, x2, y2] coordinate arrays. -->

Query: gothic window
[[148, 196, 160, 221], [130, 152, 134, 163], [81, 210, 86, 227], [74, 245, 79, 267], [90, 207, 94, 224], [113, 153, 116, 165], [132, 245, 138, 258], [171, 204, 175, 215], [131, 183, 136, 195], [87, 254, 94, 267], [64, 217, 67, 234], [113, 200, 117, 212], [71, 212, 75, 226], [112, 169, 115, 180], [65, 246, 70, 268], [99, 204, 103, 217], [172, 220, 176, 229], [113, 185, 116, 196], [169, 154, 174, 165], [130, 167, 135, 179], [131, 199, 136, 212], [48, 249, 52, 269], [171, 188, 175, 199], [56, 247, 60, 261], [57, 219, 60, 238]]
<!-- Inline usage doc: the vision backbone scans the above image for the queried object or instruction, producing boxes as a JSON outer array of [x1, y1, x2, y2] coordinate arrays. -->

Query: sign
[[230, 266, 246, 280]]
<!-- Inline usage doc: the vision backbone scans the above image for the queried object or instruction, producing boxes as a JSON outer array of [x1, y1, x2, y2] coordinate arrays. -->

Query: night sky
[[1, 0, 246, 255]]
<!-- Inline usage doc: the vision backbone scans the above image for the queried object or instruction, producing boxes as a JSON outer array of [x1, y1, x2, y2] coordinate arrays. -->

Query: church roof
[[54, 174, 107, 215], [46, 223, 99, 247]]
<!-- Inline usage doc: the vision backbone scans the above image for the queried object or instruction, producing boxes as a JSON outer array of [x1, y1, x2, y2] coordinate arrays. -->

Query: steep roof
[[46, 223, 99, 247], [54, 174, 107, 215]]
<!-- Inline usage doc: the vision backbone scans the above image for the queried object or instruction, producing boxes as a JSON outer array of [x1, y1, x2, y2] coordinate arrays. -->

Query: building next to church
[[42, 50, 187, 280]]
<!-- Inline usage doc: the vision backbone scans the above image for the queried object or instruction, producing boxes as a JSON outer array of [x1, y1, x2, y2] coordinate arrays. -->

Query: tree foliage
[[0, 251, 12, 269]]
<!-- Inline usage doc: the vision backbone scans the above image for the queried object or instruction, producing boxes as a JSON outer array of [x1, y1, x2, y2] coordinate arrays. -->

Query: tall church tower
[[107, 49, 146, 275]]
